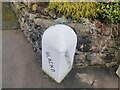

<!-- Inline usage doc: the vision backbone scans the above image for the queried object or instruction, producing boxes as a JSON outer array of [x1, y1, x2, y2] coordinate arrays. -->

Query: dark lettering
[[45, 52, 55, 72], [46, 52, 50, 57], [65, 50, 71, 69], [51, 69, 55, 72], [48, 58, 51, 61], [49, 62, 54, 68]]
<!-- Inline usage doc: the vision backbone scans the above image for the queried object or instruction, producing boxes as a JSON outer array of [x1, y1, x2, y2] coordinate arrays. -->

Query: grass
[[2, 2, 18, 29], [2, 2, 16, 22]]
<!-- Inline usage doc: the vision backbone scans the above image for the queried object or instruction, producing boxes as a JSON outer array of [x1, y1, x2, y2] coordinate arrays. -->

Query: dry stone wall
[[11, 2, 119, 68]]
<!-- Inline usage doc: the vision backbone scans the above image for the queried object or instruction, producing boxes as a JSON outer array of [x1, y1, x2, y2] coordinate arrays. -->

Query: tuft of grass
[[2, 2, 18, 29], [2, 2, 16, 22]]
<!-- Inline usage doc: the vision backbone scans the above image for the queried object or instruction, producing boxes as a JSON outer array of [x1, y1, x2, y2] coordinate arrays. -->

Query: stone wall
[[11, 2, 119, 68]]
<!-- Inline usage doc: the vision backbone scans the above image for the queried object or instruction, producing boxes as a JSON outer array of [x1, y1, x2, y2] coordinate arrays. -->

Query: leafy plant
[[48, 2, 120, 23], [48, 2, 98, 20], [97, 2, 120, 23]]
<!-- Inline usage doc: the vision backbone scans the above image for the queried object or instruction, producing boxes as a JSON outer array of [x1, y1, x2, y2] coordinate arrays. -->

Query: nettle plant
[[48, 2, 98, 20], [97, 2, 120, 23]]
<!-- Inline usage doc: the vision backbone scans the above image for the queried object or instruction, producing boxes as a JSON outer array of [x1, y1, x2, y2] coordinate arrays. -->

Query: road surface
[[2, 30, 119, 88]]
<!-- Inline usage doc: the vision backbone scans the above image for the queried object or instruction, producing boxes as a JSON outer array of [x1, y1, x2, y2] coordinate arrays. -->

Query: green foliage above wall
[[97, 2, 120, 23], [48, 2, 120, 23], [48, 2, 98, 20]]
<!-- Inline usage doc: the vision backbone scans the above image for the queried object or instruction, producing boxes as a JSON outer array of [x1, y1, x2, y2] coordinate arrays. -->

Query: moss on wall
[[2, 2, 18, 29]]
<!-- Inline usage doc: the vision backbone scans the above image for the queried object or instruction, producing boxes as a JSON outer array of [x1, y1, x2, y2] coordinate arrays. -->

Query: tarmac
[[2, 30, 119, 88]]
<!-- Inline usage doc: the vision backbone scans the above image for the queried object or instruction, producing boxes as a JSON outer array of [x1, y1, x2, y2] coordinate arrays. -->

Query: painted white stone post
[[116, 65, 120, 77], [42, 24, 77, 83]]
